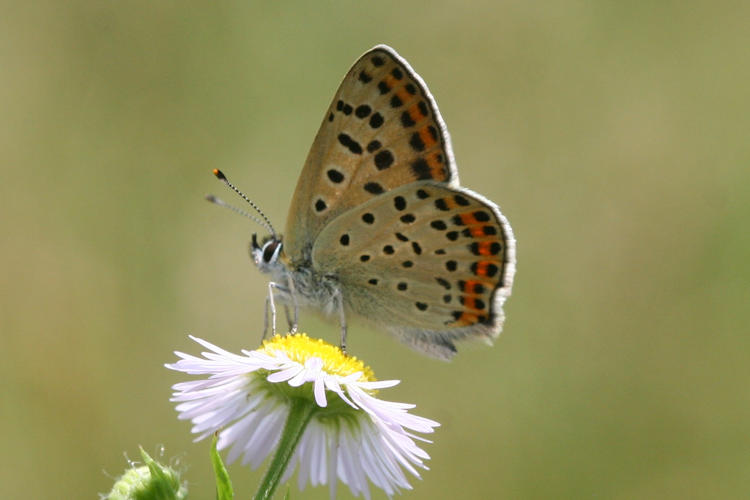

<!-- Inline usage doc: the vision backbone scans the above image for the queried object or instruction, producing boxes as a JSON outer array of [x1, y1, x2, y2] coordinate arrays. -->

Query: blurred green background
[[2, 1, 749, 498]]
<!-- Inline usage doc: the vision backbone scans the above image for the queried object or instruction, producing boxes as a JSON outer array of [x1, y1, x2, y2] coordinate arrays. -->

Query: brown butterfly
[[213, 45, 516, 359]]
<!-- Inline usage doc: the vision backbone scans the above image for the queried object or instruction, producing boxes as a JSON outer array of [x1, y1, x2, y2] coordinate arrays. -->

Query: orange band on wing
[[476, 241, 495, 256], [396, 87, 413, 106], [418, 126, 437, 149], [461, 280, 485, 295], [469, 225, 487, 237], [458, 213, 483, 225], [472, 260, 499, 278], [383, 74, 399, 90]]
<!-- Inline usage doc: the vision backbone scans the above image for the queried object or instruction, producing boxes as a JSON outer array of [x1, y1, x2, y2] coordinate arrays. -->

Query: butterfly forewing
[[285, 45, 457, 259], [311, 182, 514, 359]]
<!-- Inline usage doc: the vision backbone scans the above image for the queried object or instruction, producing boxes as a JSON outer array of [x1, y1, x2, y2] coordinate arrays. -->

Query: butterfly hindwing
[[311, 181, 515, 359], [284, 45, 457, 260]]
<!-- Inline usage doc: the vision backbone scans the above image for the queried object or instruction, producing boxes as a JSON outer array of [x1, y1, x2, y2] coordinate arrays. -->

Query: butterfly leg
[[283, 305, 294, 332], [266, 281, 295, 337], [266, 281, 289, 336], [285, 276, 300, 333], [333, 287, 347, 353], [262, 294, 270, 341]]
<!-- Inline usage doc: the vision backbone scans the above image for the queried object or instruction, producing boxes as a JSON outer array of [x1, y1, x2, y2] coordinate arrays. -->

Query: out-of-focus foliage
[[2, 1, 748, 498]]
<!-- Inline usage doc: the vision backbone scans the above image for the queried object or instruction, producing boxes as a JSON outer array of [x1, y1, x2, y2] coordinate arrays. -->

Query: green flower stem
[[254, 397, 317, 500]]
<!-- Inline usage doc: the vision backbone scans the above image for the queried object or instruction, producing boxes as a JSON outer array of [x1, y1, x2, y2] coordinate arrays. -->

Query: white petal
[[267, 364, 302, 383], [313, 376, 328, 407]]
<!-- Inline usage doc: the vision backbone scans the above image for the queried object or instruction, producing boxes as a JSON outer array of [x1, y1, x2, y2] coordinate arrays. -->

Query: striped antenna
[[209, 169, 277, 237]]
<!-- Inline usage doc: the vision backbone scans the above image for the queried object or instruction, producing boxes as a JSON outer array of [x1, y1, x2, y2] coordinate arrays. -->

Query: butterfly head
[[251, 233, 284, 274], [207, 169, 284, 274]]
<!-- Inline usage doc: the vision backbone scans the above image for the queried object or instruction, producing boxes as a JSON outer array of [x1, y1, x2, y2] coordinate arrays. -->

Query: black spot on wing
[[374, 150, 394, 170], [337, 133, 362, 154], [326, 169, 344, 183], [411, 158, 432, 179], [358, 70, 372, 83], [355, 105, 371, 118], [369, 113, 384, 129], [364, 182, 384, 194]]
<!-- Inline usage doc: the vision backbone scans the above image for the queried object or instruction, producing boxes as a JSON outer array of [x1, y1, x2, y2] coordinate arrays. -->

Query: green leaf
[[210, 433, 234, 500]]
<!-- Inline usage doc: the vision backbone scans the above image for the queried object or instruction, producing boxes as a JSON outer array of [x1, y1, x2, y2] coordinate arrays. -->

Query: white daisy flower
[[166, 333, 439, 499]]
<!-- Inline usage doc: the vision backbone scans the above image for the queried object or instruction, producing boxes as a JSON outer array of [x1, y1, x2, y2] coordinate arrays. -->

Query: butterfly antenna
[[204, 194, 276, 234], [211, 169, 278, 237]]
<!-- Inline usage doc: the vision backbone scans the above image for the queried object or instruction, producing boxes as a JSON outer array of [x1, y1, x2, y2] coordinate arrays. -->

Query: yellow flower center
[[260, 333, 375, 382]]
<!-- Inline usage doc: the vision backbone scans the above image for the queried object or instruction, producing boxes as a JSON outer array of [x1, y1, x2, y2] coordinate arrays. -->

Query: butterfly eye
[[262, 239, 282, 263]]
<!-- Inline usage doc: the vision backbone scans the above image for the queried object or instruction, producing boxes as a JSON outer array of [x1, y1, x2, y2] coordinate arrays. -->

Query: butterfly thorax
[[251, 233, 340, 316]]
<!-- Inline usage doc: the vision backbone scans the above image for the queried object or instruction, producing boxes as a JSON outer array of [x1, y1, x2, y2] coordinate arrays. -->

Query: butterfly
[[212, 45, 516, 360]]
